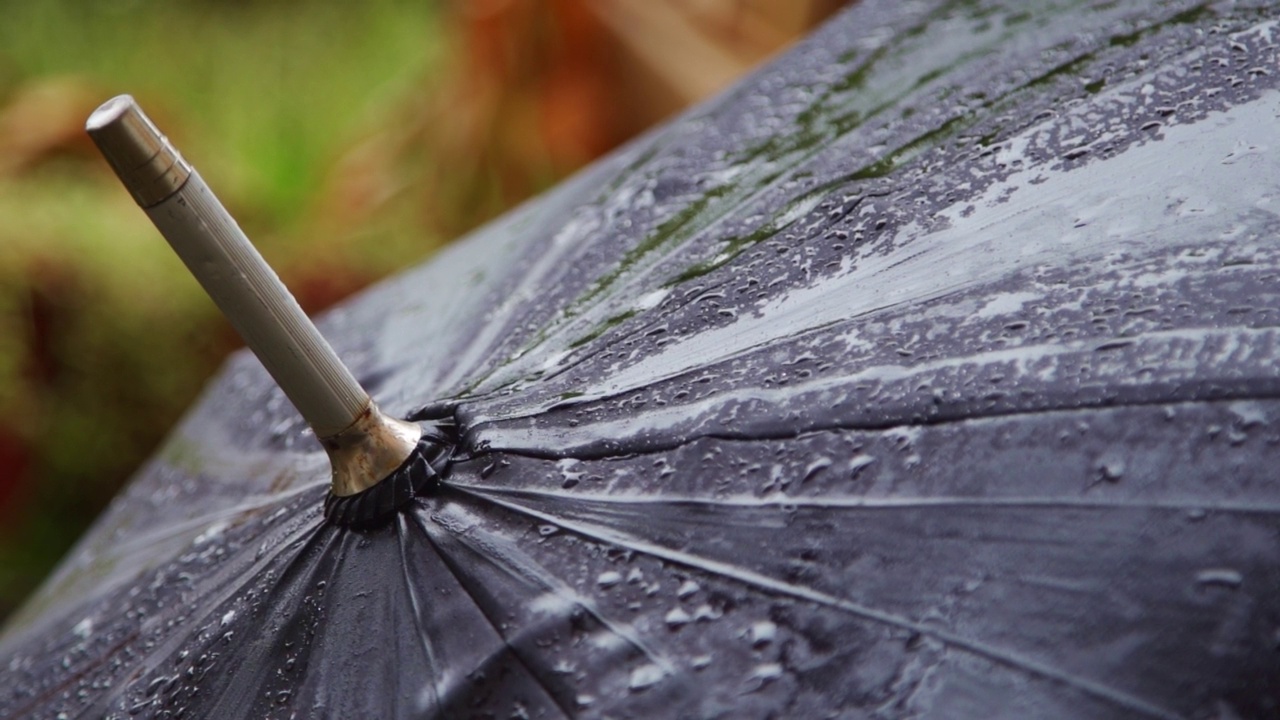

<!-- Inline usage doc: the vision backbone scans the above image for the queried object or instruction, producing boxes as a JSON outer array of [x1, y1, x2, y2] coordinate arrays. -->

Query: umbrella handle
[[86, 95, 422, 499]]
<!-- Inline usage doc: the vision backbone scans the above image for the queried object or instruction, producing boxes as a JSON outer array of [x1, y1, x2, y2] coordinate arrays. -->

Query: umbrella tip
[[85, 94, 192, 208], [85, 94, 133, 129]]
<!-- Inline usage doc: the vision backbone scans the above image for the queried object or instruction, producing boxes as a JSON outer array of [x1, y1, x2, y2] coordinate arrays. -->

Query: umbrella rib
[[460, 487, 1184, 720], [467, 322, 1280, 434], [405, 509, 578, 720], [428, 494, 673, 674], [472, 387, 1280, 463], [105, 484, 326, 562], [423, 493, 673, 671], [394, 513, 446, 714], [454, 485, 1280, 516]]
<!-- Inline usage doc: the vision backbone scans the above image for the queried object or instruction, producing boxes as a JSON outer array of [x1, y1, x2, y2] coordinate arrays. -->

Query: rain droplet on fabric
[[1195, 568, 1243, 588], [694, 604, 723, 622], [750, 663, 784, 684], [628, 664, 664, 692], [677, 580, 701, 598], [556, 458, 585, 489], [1097, 453, 1125, 482], [664, 607, 692, 628], [849, 454, 876, 478], [747, 621, 778, 647], [193, 522, 228, 546], [597, 571, 623, 588]]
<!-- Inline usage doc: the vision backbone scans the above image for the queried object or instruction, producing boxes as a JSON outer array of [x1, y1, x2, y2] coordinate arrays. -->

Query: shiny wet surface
[[3, 1, 1280, 718]]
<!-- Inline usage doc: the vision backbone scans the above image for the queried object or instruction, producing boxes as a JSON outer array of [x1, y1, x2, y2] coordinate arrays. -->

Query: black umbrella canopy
[[3, 0, 1280, 717]]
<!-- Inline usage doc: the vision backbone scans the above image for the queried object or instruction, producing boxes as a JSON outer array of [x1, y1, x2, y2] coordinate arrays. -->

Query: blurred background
[[0, 0, 847, 622]]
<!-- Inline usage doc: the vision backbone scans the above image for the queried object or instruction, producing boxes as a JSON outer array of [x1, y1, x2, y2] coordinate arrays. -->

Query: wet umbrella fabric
[[3, 1, 1280, 718]]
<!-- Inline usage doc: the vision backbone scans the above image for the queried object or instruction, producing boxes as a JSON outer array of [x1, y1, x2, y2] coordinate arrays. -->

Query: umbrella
[[4, 0, 1280, 717]]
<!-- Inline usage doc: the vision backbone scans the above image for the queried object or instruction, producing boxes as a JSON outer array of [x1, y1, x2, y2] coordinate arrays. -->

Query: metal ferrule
[[322, 404, 424, 497], [85, 95, 192, 208]]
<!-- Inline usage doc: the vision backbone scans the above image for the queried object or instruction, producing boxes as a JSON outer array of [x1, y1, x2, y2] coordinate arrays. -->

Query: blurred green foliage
[[0, 0, 445, 621]]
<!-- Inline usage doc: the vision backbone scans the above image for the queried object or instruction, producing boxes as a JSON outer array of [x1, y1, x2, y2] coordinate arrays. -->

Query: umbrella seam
[[461, 486, 1185, 720], [405, 508, 579, 719]]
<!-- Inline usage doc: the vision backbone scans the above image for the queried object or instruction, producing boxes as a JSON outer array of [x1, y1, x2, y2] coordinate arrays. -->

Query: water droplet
[[556, 458, 585, 489], [628, 664, 664, 691], [193, 521, 228, 546], [664, 607, 692, 628], [693, 604, 723, 622], [750, 662, 784, 684], [747, 621, 777, 647], [849, 454, 876, 478], [1195, 568, 1243, 588], [677, 580, 700, 598], [145, 676, 174, 697], [220, 610, 236, 627], [538, 524, 559, 537], [1097, 454, 1125, 482], [801, 459, 831, 484], [626, 568, 644, 584], [597, 571, 623, 588], [1228, 401, 1268, 428], [691, 654, 713, 670]]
